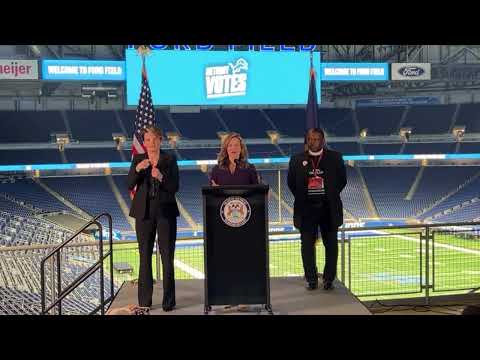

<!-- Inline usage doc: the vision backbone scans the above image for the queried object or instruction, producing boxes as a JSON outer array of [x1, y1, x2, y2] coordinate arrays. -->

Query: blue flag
[[305, 54, 319, 131]]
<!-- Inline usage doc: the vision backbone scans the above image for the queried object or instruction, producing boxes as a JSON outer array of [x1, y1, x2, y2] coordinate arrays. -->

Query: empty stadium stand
[[42, 176, 132, 232], [0, 111, 66, 143]]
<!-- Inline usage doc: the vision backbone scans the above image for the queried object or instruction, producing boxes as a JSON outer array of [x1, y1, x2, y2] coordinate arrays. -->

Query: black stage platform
[[110, 277, 372, 315]]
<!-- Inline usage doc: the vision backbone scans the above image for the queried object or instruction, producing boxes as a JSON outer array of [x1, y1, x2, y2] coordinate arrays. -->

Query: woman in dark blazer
[[210, 132, 259, 186], [127, 126, 179, 312]]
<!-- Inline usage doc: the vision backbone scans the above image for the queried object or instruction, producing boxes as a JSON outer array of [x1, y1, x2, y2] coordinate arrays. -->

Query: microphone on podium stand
[[257, 172, 263, 184]]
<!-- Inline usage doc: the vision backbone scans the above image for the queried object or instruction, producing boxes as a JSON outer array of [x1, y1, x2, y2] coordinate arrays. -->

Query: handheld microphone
[[151, 173, 159, 198], [147, 153, 159, 198]]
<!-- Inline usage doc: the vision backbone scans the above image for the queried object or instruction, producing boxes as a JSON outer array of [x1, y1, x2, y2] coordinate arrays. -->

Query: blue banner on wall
[[125, 49, 322, 106], [320, 63, 389, 81], [42, 60, 126, 81]]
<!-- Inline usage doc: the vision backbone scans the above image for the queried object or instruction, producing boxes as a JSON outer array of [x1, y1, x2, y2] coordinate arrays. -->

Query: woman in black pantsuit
[[127, 126, 180, 312]]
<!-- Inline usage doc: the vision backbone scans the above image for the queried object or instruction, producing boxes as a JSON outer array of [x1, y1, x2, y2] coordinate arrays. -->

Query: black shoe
[[162, 305, 175, 312], [306, 281, 318, 291], [323, 280, 334, 291], [162, 299, 176, 311]]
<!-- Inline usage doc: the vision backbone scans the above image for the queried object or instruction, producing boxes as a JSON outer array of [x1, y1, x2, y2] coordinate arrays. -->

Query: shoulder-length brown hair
[[217, 133, 250, 169]]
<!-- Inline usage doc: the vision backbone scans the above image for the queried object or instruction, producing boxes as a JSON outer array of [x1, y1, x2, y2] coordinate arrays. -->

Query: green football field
[[108, 230, 480, 300]]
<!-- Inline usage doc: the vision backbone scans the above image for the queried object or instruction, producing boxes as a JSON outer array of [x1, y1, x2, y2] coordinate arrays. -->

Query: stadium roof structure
[[2, 45, 480, 103]]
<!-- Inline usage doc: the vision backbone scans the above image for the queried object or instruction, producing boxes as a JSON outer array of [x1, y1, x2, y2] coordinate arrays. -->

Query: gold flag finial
[[137, 45, 152, 57]]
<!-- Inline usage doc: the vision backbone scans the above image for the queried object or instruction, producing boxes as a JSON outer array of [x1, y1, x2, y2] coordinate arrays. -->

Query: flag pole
[[137, 45, 151, 78], [305, 50, 318, 151], [310, 50, 313, 73]]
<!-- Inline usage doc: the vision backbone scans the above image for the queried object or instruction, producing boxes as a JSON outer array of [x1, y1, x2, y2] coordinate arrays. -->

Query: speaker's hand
[[152, 167, 163, 182], [136, 159, 151, 173]]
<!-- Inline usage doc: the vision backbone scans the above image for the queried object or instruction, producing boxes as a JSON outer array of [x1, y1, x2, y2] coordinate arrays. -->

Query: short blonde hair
[[142, 126, 163, 140]]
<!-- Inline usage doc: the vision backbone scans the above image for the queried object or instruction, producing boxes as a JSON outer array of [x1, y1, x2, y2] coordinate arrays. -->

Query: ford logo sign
[[399, 66, 425, 77]]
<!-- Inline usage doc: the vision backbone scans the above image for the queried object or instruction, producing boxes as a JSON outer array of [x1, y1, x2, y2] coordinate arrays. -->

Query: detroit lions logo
[[228, 58, 249, 74], [220, 197, 251, 228]]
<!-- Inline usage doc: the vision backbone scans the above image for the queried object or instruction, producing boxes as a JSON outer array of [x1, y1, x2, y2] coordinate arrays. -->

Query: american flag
[[130, 63, 156, 199], [132, 64, 156, 157]]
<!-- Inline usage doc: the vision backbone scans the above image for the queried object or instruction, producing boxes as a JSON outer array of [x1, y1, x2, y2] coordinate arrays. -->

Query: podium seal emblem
[[220, 197, 251, 228]]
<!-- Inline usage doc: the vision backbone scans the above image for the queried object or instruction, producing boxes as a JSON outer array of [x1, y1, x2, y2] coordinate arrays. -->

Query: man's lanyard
[[310, 152, 323, 178]]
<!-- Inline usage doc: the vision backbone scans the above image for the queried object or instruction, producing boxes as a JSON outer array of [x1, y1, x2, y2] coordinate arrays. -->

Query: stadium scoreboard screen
[[125, 49, 322, 106]]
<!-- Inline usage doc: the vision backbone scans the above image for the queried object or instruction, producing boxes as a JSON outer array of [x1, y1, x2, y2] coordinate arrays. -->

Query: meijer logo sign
[[0, 60, 38, 80]]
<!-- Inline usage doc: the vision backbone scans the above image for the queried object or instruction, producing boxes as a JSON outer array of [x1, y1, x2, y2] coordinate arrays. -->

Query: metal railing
[[109, 223, 480, 302], [344, 228, 424, 298], [40, 213, 114, 315], [430, 224, 480, 294], [108, 222, 480, 304], [0, 221, 478, 314], [341, 222, 480, 303]]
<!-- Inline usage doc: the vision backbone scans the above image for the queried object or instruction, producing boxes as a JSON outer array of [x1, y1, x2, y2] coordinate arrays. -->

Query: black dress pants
[[135, 216, 177, 308], [300, 203, 338, 284]]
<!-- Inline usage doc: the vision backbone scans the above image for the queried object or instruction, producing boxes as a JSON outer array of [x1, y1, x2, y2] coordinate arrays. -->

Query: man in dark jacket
[[287, 128, 347, 291]]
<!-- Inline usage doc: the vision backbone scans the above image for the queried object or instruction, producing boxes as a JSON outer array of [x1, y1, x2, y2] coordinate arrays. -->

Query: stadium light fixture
[[360, 129, 368, 138], [105, 91, 118, 105], [217, 131, 229, 143], [166, 132, 180, 149], [200, 164, 209, 173], [113, 134, 126, 150], [452, 126, 466, 141], [54, 133, 70, 152], [267, 130, 281, 145], [399, 128, 412, 142]]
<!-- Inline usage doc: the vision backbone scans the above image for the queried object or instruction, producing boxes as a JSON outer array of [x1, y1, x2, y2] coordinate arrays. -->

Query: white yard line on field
[[174, 260, 205, 279], [373, 231, 480, 256]]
